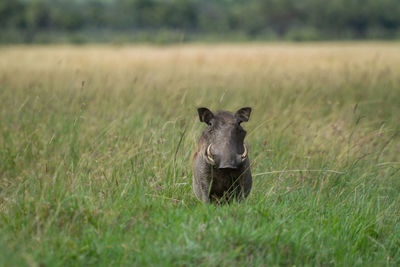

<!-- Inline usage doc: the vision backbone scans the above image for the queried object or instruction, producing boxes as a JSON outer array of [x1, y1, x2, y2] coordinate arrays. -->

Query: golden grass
[[1, 43, 399, 161]]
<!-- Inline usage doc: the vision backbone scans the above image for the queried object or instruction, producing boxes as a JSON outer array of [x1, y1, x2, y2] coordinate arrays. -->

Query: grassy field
[[0, 43, 400, 266]]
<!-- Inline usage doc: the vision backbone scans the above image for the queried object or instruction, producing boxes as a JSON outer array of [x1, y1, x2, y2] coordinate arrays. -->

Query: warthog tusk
[[206, 144, 215, 165], [241, 144, 247, 160]]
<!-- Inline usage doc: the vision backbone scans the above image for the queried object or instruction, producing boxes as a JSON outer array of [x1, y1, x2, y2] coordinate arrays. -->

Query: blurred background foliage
[[1, 0, 400, 43]]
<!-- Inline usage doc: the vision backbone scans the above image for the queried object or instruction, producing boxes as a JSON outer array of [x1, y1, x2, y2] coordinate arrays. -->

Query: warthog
[[193, 107, 252, 203]]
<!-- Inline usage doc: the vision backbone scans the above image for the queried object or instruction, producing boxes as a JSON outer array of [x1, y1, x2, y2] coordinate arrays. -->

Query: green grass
[[0, 43, 400, 266]]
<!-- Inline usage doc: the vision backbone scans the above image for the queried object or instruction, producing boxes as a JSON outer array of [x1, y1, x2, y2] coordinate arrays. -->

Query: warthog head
[[197, 107, 252, 169]]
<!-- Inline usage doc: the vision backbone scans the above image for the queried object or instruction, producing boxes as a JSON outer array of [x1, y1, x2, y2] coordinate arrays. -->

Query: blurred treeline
[[1, 0, 400, 43]]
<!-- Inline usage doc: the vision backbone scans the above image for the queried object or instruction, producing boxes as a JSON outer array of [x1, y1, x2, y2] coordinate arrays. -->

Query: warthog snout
[[205, 143, 248, 170]]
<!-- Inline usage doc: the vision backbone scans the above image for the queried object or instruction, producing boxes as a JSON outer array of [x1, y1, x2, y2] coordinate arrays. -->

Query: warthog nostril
[[218, 165, 238, 170], [218, 161, 239, 169]]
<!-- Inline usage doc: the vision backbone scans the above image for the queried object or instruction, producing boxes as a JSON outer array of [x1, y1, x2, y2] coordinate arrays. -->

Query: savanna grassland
[[0, 43, 400, 266]]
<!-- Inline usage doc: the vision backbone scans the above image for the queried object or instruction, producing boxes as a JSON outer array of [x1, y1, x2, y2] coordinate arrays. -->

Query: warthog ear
[[235, 107, 252, 123], [197, 107, 214, 125]]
